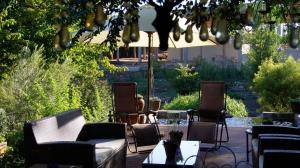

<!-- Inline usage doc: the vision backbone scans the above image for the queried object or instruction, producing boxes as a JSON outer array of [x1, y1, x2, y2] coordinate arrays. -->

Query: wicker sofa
[[251, 125, 300, 168], [24, 109, 127, 168]]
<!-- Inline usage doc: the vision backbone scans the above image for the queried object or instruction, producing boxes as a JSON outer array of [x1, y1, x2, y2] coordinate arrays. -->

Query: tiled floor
[[126, 125, 253, 168]]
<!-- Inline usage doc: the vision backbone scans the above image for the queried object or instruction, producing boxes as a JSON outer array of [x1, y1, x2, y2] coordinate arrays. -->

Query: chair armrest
[[147, 110, 158, 116], [37, 141, 95, 166], [252, 125, 300, 138], [259, 133, 300, 139], [263, 149, 300, 168], [77, 123, 126, 141], [258, 136, 300, 155]]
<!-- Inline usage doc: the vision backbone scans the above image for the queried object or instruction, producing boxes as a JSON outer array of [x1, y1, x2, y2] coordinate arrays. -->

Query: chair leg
[[216, 122, 221, 148], [219, 121, 229, 143], [219, 122, 224, 146], [224, 120, 229, 142], [127, 126, 138, 153]]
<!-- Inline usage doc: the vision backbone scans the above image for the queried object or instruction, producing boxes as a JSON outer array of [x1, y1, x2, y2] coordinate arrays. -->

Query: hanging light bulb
[[54, 33, 62, 50], [85, 13, 95, 31], [211, 16, 218, 35], [95, 4, 107, 26], [59, 24, 70, 49], [122, 23, 131, 44], [215, 19, 229, 44], [245, 5, 254, 26], [234, 33, 242, 50], [199, 22, 209, 41], [130, 22, 140, 42], [289, 26, 300, 49], [258, 1, 267, 14], [173, 19, 181, 41], [292, 1, 300, 15], [185, 25, 193, 43]]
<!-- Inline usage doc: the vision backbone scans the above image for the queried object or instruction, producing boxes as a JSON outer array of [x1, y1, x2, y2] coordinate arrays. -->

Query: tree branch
[[173, 0, 184, 7], [148, 0, 159, 7]]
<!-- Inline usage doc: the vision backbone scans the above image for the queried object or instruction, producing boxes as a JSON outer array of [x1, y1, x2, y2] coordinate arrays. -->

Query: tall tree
[[0, 0, 25, 79]]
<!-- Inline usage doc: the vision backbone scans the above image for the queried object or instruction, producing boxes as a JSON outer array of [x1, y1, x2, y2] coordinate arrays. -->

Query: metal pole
[[147, 32, 153, 112]]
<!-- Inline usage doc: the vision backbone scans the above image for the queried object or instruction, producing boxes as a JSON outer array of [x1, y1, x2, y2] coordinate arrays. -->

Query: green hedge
[[252, 57, 300, 112], [163, 92, 248, 117]]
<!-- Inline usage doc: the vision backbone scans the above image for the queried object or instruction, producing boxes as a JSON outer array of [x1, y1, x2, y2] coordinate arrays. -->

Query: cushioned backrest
[[199, 81, 224, 111], [187, 121, 216, 143], [30, 109, 85, 143], [112, 82, 137, 114]]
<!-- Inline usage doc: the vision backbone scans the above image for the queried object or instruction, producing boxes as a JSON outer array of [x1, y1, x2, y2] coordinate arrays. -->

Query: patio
[[126, 124, 252, 168]]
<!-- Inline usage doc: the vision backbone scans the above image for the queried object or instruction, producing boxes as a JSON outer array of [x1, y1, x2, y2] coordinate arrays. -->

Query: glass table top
[[142, 140, 200, 168]]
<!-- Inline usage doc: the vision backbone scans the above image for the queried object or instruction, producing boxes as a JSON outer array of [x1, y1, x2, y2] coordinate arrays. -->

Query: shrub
[[195, 60, 244, 81], [172, 64, 199, 95], [252, 57, 300, 112], [163, 92, 248, 117], [62, 43, 126, 122], [0, 46, 81, 130], [0, 109, 8, 141], [226, 96, 248, 117], [245, 28, 286, 79], [0, 130, 24, 167], [163, 92, 199, 110], [80, 80, 112, 122]]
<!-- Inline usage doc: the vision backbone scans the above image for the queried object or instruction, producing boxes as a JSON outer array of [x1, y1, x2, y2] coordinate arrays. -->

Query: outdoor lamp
[[289, 26, 300, 49], [173, 18, 181, 41], [215, 19, 229, 45], [95, 5, 107, 26], [233, 32, 242, 50], [210, 16, 218, 35], [130, 22, 140, 42], [292, 2, 300, 16], [185, 25, 193, 43], [199, 22, 209, 41], [258, 1, 268, 14], [122, 24, 131, 44], [60, 25, 71, 49], [245, 6, 254, 26]]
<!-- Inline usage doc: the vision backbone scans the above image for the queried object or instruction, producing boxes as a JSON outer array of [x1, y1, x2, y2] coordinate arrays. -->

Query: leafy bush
[[195, 60, 244, 81], [252, 57, 300, 112], [62, 43, 126, 122], [0, 47, 80, 130], [0, 130, 24, 167], [172, 64, 199, 95], [245, 28, 286, 79], [0, 109, 8, 141], [163, 92, 199, 110], [0, 46, 81, 167], [163, 92, 248, 117], [226, 97, 248, 117]]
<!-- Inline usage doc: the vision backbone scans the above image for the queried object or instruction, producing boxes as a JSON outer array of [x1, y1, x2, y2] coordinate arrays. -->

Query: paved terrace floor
[[126, 125, 253, 168]]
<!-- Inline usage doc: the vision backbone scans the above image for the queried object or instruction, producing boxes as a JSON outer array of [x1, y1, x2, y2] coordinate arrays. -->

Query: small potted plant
[[149, 96, 161, 111], [163, 129, 183, 160]]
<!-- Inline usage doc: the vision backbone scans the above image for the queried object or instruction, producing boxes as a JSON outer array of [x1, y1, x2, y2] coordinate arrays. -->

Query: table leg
[[246, 132, 249, 162]]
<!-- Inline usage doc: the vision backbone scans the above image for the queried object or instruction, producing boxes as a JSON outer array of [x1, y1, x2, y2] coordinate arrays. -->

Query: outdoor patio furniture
[[111, 82, 161, 153], [142, 140, 200, 168], [187, 121, 217, 149], [23, 109, 127, 168], [251, 125, 300, 168], [112, 82, 140, 124], [187, 81, 230, 146], [261, 149, 300, 168]]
